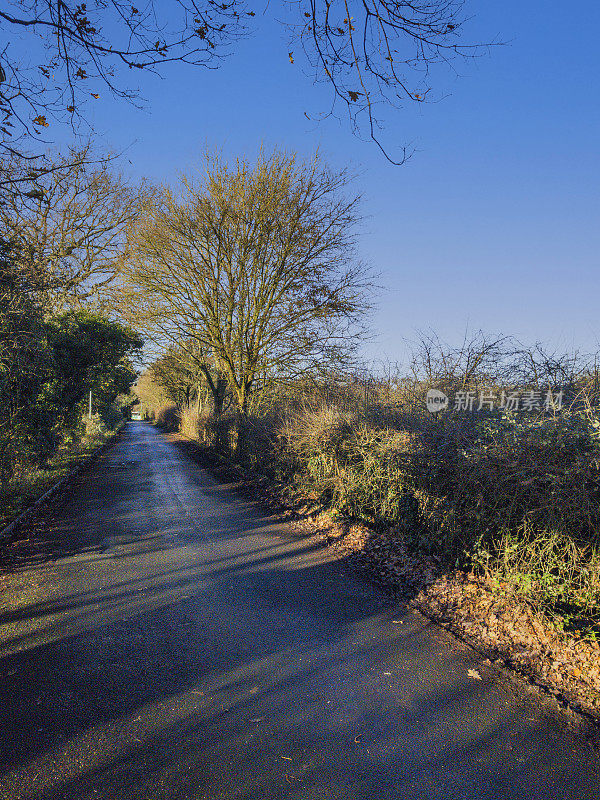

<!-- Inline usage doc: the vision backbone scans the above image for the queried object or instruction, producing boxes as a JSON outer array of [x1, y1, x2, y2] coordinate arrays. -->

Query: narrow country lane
[[0, 422, 598, 799]]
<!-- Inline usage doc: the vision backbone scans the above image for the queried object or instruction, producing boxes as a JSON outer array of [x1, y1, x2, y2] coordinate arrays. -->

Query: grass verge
[[0, 417, 124, 531]]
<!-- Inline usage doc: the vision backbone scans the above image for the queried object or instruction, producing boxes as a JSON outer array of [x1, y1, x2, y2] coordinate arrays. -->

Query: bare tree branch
[[0, 0, 249, 155], [121, 148, 372, 414], [0, 143, 143, 311], [0, 1, 492, 165], [287, 0, 495, 163]]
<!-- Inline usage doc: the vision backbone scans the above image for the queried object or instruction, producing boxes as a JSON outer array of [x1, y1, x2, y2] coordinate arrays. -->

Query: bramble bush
[[181, 398, 600, 631]]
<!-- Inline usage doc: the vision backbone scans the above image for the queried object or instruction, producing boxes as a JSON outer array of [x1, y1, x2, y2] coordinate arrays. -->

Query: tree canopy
[[0, 238, 143, 481], [0, 144, 141, 310], [122, 149, 370, 413], [46, 310, 143, 414]]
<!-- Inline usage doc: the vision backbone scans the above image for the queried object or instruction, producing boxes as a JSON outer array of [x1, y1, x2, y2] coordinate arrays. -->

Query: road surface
[[0, 422, 598, 799]]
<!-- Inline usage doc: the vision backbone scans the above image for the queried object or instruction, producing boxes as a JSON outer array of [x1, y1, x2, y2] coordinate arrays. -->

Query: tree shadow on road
[[0, 555, 595, 800], [0, 426, 597, 798]]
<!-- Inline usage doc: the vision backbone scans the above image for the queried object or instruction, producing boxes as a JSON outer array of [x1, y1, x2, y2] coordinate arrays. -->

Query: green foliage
[[45, 310, 143, 428], [0, 416, 123, 529], [0, 241, 57, 479], [0, 247, 143, 484]]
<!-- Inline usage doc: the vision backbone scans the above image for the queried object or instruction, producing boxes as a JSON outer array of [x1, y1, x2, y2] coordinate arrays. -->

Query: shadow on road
[[0, 422, 596, 799]]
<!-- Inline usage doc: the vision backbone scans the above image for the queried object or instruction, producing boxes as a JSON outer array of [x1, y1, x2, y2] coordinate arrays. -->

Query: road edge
[[0, 422, 126, 544], [163, 427, 600, 746]]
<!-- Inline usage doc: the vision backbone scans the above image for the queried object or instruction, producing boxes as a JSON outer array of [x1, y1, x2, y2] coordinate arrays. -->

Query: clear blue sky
[[77, 1, 600, 366]]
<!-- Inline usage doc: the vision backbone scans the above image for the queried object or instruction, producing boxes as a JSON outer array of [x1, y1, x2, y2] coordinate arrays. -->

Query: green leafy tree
[[0, 239, 143, 482], [0, 240, 54, 479], [45, 311, 144, 428]]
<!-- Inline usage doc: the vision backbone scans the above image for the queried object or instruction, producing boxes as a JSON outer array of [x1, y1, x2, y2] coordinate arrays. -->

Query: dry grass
[[177, 398, 600, 636]]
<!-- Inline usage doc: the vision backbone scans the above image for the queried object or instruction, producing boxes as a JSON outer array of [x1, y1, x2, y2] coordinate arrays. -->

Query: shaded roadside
[[0, 422, 598, 799], [0, 423, 126, 539], [166, 429, 600, 738]]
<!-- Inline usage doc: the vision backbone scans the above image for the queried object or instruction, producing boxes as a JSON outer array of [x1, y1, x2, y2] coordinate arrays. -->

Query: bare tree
[[509, 342, 591, 391], [0, 143, 141, 311], [150, 347, 200, 409], [121, 149, 370, 415], [409, 329, 513, 392], [0, 1, 490, 164], [150, 340, 230, 414], [133, 369, 169, 418], [290, 0, 492, 163]]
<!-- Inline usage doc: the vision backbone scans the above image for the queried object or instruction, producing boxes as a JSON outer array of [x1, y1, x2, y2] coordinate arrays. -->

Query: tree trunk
[[213, 376, 227, 416], [233, 383, 251, 460]]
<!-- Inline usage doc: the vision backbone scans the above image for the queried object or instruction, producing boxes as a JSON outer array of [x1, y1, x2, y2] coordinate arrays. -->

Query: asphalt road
[[0, 421, 598, 799]]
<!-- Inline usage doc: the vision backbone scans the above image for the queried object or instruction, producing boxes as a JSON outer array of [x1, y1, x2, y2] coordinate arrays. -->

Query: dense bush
[[0, 245, 142, 483], [412, 411, 600, 551], [182, 398, 600, 630], [155, 404, 181, 432]]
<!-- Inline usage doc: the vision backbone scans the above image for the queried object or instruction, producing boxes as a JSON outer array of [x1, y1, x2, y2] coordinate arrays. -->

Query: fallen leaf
[[468, 669, 482, 681]]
